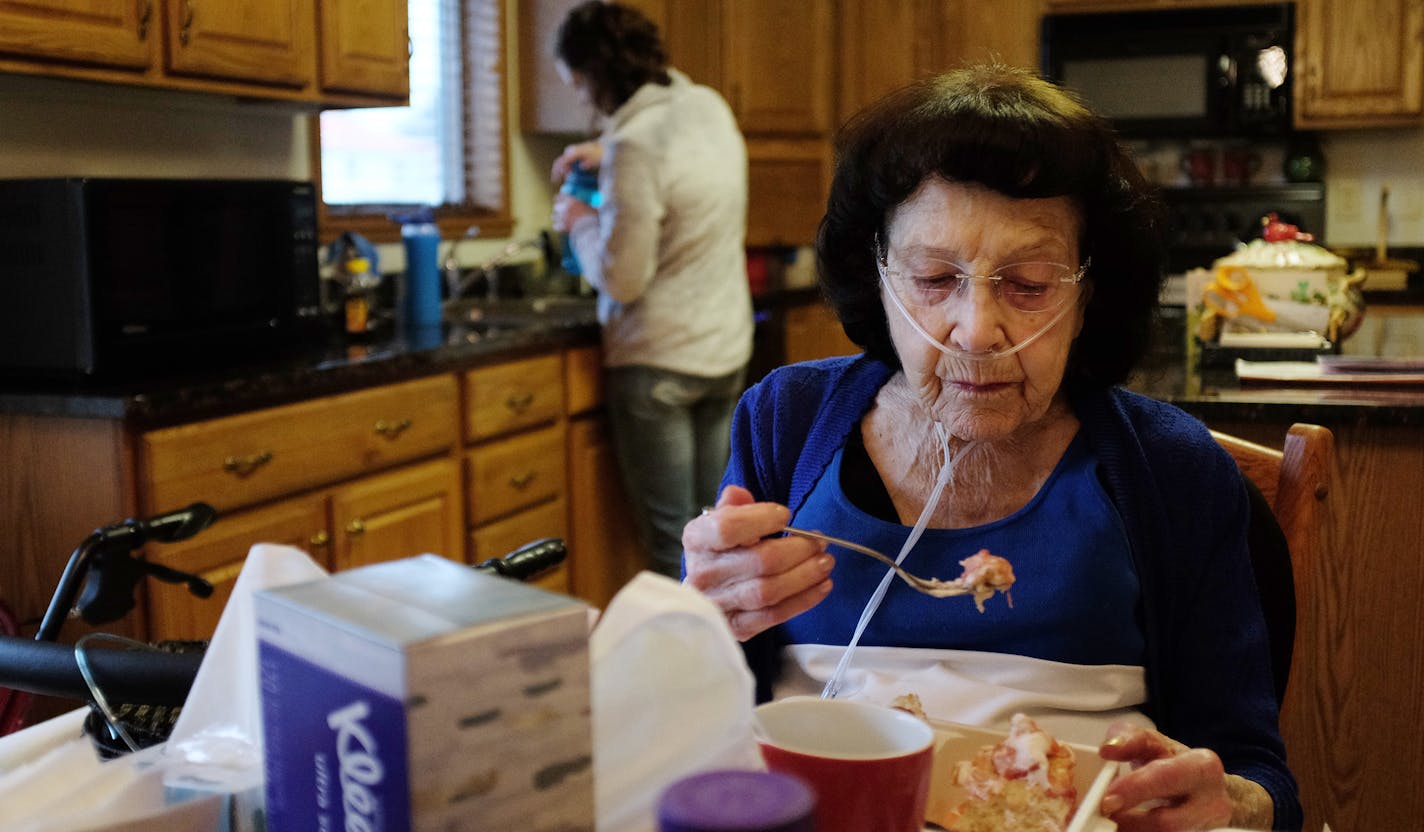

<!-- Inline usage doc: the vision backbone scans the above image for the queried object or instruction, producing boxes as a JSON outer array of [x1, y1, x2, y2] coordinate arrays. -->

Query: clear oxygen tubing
[[878, 265, 1083, 362], [820, 264, 1080, 699], [821, 421, 975, 700]]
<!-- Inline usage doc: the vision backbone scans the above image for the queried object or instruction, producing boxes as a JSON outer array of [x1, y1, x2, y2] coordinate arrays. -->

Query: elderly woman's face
[[881, 178, 1085, 441]]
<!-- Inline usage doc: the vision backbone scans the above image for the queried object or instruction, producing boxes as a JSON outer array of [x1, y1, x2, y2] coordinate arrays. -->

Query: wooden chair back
[[1211, 422, 1334, 832]]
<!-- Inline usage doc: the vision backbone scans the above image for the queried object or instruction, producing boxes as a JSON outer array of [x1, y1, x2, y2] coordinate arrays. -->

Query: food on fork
[[938, 712, 1078, 832], [954, 549, 1015, 612]]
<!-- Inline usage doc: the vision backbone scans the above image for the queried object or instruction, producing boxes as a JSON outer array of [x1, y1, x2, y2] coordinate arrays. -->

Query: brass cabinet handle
[[374, 418, 413, 439], [346, 519, 366, 536], [505, 392, 535, 414], [137, 0, 153, 40], [309, 530, 330, 548], [509, 472, 536, 490], [223, 451, 273, 478], [179, 0, 194, 46]]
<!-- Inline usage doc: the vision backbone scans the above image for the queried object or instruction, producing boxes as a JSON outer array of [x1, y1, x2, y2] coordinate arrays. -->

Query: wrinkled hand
[[551, 192, 597, 233], [550, 141, 604, 183], [1098, 722, 1234, 832], [681, 485, 835, 641]]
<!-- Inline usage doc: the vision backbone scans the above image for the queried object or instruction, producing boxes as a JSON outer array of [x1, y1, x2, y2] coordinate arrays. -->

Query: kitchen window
[[315, 0, 510, 243]]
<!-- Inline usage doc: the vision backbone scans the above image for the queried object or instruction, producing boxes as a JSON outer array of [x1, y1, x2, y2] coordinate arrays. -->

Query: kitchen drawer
[[469, 497, 570, 594], [140, 375, 459, 514], [464, 354, 564, 441], [465, 423, 566, 525]]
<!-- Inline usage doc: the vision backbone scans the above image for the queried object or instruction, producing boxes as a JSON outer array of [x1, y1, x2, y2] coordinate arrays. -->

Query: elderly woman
[[683, 65, 1299, 831]]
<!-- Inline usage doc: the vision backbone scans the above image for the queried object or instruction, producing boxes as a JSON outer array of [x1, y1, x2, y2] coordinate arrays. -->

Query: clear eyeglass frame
[[877, 251, 1091, 316]]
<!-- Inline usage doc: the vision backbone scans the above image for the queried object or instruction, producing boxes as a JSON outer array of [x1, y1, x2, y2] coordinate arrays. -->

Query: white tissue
[[590, 572, 763, 832]]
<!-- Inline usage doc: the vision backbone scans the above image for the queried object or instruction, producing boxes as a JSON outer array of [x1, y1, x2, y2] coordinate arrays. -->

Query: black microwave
[[1042, 3, 1294, 138], [0, 178, 325, 378]]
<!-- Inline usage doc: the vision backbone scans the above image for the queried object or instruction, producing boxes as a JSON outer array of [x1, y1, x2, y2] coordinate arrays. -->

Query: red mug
[[1180, 147, 1217, 187], [755, 697, 935, 832], [1222, 148, 1263, 187]]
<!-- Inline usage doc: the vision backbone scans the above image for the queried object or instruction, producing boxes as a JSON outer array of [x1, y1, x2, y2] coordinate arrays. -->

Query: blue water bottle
[[559, 161, 602, 276], [394, 208, 442, 331]]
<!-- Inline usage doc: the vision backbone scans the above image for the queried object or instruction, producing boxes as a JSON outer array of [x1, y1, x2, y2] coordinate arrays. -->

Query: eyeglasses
[[878, 254, 1090, 315]]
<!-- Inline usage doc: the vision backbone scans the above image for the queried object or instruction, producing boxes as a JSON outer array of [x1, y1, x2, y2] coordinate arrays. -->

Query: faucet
[[443, 225, 482, 301], [446, 236, 549, 304]]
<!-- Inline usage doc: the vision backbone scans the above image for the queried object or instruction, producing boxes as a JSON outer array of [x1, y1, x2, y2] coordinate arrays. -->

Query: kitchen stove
[[1160, 183, 1325, 275]]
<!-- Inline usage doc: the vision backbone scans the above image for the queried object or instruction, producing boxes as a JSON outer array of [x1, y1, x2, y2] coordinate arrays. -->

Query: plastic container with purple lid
[[657, 769, 816, 832]]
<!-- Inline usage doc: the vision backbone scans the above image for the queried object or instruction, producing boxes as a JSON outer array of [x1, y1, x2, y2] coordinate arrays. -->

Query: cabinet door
[[839, 0, 1040, 123], [837, 0, 923, 123], [746, 139, 831, 247], [164, 0, 317, 88], [565, 415, 646, 610], [318, 0, 409, 97], [330, 457, 464, 571], [0, 0, 154, 70], [1296, 0, 1424, 126], [145, 494, 328, 641], [469, 497, 570, 593], [722, 0, 832, 134]]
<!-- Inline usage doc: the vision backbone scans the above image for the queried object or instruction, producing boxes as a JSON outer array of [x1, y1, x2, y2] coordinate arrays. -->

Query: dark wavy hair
[[816, 64, 1165, 391], [555, 1, 672, 115]]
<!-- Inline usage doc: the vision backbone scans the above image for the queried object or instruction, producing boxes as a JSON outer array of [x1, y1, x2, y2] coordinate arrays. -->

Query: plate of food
[[893, 700, 1118, 832]]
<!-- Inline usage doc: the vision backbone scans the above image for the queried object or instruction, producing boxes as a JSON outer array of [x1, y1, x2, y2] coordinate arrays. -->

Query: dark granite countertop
[[0, 299, 601, 429], [1127, 308, 1424, 428], [4, 291, 1423, 430]]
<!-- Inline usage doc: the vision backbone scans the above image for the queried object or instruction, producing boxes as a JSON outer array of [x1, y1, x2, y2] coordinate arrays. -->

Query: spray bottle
[[558, 161, 602, 276]]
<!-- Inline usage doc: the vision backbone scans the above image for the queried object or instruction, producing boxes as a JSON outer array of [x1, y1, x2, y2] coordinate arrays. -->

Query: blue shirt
[[785, 432, 1144, 666]]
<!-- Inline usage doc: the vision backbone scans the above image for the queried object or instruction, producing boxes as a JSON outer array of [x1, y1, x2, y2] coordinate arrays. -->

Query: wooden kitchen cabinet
[[163, 0, 316, 88], [461, 352, 575, 598], [562, 344, 646, 610], [0, 0, 154, 72], [139, 374, 459, 516], [746, 140, 831, 247], [143, 456, 462, 640], [565, 415, 646, 610], [720, 0, 833, 135], [317, 0, 410, 98], [329, 457, 463, 571], [145, 495, 328, 641], [0, 0, 407, 106], [838, 0, 1041, 124], [1295, 0, 1424, 128]]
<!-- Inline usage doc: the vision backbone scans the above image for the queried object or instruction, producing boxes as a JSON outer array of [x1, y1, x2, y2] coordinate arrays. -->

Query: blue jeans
[[604, 364, 746, 579]]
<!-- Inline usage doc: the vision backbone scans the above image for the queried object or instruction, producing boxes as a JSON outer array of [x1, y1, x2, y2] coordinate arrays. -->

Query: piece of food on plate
[[937, 712, 1078, 832], [954, 549, 1015, 612], [889, 692, 927, 721]]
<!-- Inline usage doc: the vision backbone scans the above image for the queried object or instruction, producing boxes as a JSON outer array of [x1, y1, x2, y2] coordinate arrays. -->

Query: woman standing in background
[[550, 1, 753, 579]]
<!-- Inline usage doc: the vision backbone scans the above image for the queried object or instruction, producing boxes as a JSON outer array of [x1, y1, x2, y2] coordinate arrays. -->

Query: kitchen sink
[[442, 295, 597, 329]]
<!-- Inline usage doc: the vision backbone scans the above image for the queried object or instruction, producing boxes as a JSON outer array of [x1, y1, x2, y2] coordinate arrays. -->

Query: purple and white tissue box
[[255, 554, 593, 832]]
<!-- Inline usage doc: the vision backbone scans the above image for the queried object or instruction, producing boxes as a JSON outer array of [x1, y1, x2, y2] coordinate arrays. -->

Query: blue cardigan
[[722, 354, 1302, 830]]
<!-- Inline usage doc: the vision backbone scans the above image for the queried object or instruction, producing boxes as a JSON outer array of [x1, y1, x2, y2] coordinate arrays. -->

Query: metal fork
[[781, 526, 970, 599]]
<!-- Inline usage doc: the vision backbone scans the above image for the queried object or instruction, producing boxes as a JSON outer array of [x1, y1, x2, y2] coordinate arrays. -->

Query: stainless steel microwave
[[0, 178, 325, 378], [1041, 3, 1294, 138]]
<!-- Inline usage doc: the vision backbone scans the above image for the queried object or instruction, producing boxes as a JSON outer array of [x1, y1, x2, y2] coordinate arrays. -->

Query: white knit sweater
[[568, 70, 753, 376]]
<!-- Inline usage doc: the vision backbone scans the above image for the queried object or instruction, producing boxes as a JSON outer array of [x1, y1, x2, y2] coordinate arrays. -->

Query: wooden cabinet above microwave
[[0, 0, 409, 107]]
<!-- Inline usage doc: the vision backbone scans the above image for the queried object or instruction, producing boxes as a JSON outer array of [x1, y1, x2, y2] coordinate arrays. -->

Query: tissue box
[[256, 554, 593, 832]]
